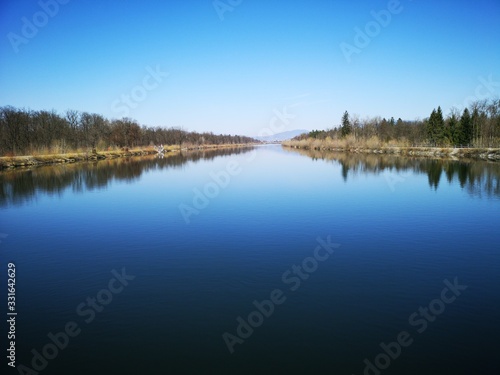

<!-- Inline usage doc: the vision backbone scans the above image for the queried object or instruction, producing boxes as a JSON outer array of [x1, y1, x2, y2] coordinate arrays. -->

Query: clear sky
[[1, 0, 499, 136]]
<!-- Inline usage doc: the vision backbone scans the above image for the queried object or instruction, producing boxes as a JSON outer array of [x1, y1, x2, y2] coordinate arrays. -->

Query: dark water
[[1, 145, 499, 375]]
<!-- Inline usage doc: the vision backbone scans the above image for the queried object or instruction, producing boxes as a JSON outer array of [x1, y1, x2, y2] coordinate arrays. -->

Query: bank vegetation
[[0, 106, 258, 157], [284, 99, 500, 160]]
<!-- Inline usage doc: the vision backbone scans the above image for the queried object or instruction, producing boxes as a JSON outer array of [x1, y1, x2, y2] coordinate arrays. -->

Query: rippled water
[[1, 145, 499, 374]]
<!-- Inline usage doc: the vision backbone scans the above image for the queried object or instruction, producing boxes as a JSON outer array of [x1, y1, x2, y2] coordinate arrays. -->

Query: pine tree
[[435, 106, 445, 145], [426, 107, 445, 145], [447, 114, 459, 146], [340, 111, 351, 137], [460, 108, 472, 146], [426, 109, 437, 145], [379, 118, 390, 142], [395, 118, 404, 139]]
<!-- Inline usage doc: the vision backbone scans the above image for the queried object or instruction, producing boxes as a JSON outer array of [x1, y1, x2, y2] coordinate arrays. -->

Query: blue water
[[1, 145, 499, 374]]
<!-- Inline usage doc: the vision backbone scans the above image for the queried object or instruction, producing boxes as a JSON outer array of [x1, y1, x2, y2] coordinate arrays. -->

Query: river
[[1, 145, 499, 374]]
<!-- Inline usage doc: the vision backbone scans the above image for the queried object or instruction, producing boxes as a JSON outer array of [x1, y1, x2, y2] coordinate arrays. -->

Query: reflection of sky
[[1, 146, 498, 250], [1, 146, 499, 374]]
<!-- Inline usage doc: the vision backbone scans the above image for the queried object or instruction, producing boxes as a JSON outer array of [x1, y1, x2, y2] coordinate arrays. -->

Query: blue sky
[[1, 0, 499, 136]]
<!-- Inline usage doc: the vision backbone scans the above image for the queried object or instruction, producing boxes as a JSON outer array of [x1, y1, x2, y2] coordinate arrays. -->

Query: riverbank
[[282, 140, 500, 161], [0, 144, 256, 170]]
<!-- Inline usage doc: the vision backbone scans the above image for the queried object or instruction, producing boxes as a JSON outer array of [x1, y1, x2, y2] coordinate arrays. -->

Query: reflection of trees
[[284, 147, 500, 198], [427, 161, 442, 190], [0, 147, 254, 207], [341, 164, 349, 182]]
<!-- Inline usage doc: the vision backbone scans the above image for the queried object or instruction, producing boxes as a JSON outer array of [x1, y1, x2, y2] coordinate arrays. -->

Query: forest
[[294, 99, 500, 148], [0, 106, 257, 156], [2, 99, 499, 157]]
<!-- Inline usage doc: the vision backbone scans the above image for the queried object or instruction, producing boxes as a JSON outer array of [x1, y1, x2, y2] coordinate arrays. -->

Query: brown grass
[[282, 138, 500, 161], [0, 143, 257, 170]]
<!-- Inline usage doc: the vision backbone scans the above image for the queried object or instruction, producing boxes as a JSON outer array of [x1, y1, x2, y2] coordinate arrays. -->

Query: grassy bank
[[0, 144, 255, 170], [282, 138, 500, 161]]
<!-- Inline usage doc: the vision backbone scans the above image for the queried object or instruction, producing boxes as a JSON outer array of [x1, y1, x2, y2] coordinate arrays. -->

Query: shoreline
[[0, 144, 256, 170], [282, 143, 500, 161]]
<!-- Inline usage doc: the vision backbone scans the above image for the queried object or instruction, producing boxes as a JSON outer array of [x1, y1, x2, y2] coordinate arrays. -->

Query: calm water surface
[[1, 145, 499, 374]]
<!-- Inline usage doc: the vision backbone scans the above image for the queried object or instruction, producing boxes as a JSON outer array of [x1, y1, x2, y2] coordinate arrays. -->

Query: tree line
[[0, 106, 257, 156], [300, 99, 500, 148]]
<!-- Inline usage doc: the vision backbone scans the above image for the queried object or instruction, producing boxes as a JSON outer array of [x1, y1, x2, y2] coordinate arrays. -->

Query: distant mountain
[[255, 129, 309, 142]]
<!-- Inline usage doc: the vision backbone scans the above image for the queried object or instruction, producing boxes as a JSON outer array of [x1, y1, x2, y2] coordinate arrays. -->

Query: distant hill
[[255, 129, 309, 142]]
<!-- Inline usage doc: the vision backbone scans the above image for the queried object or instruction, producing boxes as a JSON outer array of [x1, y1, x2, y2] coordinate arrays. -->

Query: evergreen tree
[[426, 109, 437, 144], [340, 111, 351, 137], [435, 106, 445, 144], [460, 108, 472, 146], [426, 107, 445, 145], [447, 114, 459, 146], [395, 118, 404, 139], [379, 118, 391, 141]]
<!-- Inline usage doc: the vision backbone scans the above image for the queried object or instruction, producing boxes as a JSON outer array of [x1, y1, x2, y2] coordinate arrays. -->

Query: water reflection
[[0, 147, 254, 207], [285, 148, 500, 198]]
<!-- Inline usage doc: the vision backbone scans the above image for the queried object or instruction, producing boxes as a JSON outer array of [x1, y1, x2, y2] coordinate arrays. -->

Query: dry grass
[[0, 148, 159, 169], [283, 136, 385, 150], [282, 137, 500, 161], [0, 143, 257, 169]]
